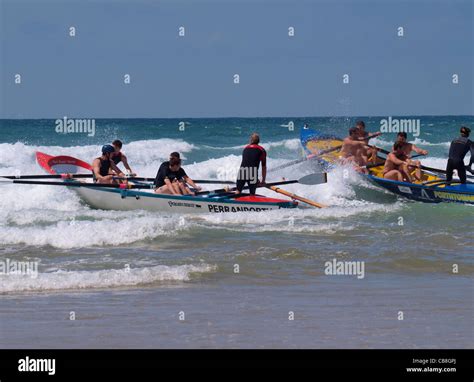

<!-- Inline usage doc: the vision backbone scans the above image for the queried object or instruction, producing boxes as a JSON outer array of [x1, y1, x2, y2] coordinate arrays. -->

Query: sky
[[0, 0, 473, 118]]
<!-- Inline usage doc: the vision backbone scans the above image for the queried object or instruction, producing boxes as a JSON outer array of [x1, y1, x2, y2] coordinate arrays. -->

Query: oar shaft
[[267, 186, 327, 208], [1, 174, 92, 180], [196, 180, 298, 195], [4, 179, 153, 189]]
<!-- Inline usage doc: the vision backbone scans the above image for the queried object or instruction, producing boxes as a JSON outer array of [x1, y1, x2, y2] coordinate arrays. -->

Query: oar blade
[[298, 172, 327, 185]]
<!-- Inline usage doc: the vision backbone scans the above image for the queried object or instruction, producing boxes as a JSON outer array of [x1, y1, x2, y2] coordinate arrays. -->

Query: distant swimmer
[[110, 140, 136, 176], [154, 153, 201, 195], [236, 133, 266, 195], [446, 126, 473, 184], [340, 127, 371, 170], [92, 145, 126, 184], [383, 142, 413, 182]]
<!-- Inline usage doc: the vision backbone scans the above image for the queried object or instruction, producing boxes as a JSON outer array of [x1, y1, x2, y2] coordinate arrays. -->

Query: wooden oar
[[267, 186, 327, 208], [195, 172, 327, 196]]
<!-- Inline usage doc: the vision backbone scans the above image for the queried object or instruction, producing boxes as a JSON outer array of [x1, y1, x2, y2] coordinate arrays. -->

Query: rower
[[340, 127, 370, 170], [92, 145, 126, 184], [396, 132, 428, 158], [383, 142, 412, 182], [111, 140, 136, 176], [236, 133, 266, 195], [446, 126, 473, 184], [154, 154, 201, 195], [395, 132, 427, 180], [355, 120, 381, 164]]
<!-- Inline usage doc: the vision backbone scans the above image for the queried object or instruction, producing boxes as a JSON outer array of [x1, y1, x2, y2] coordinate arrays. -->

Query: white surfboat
[[35, 152, 298, 213]]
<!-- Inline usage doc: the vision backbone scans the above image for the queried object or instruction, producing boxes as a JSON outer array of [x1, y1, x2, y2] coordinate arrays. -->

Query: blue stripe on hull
[[367, 175, 474, 205]]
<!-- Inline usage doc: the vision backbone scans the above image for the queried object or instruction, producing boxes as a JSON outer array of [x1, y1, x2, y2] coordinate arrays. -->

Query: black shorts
[[446, 159, 466, 184], [236, 179, 258, 194]]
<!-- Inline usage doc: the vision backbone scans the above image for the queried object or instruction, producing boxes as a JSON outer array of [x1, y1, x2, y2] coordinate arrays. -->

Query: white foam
[[0, 264, 217, 293], [0, 213, 189, 248]]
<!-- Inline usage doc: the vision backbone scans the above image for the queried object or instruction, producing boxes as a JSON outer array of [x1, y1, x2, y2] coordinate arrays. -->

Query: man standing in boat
[[446, 126, 473, 184], [110, 140, 136, 177], [236, 133, 266, 195], [92, 145, 126, 184]]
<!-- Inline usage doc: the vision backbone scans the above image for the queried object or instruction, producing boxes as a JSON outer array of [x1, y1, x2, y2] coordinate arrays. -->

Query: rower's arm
[[121, 154, 133, 173], [261, 165, 267, 183], [92, 159, 102, 179], [412, 144, 428, 155], [388, 154, 406, 166], [184, 176, 199, 189], [110, 161, 125, 177]]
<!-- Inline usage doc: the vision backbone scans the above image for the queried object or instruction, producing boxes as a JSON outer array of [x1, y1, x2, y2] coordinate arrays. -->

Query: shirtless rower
[[395, 132, 427, 180], [340, 127, 371, 170], [355, 120, 381, 164], [383, 142, 421, 182]]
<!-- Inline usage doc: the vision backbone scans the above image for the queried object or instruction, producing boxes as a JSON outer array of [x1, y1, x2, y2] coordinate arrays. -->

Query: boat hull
[[74, 187, 297, 213], [367, 175, 474, 205]]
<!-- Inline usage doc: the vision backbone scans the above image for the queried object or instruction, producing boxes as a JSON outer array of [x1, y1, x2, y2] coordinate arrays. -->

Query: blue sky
[[0, 0, 472, 118]]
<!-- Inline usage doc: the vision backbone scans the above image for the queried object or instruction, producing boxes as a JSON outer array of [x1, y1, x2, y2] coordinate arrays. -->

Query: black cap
[[170, 152, 180, 159]]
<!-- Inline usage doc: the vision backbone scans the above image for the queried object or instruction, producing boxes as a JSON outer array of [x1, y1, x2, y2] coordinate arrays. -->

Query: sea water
[[0, 116, 472, 348]]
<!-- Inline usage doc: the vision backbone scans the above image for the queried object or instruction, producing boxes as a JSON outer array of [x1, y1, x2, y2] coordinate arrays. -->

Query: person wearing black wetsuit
[[92, 145, 125, 184], [446, 126, 473, 184], [236, 133, 267, 195]]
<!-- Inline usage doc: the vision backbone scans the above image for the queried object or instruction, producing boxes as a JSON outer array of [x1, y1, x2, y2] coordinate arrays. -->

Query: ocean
[[0, 116, 472, 348]]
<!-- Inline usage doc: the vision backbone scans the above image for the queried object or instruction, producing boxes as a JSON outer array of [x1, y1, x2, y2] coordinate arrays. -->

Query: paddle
[[195, 172, 328, 196], [0, 179, 155, 189], [266, 186, 327, 208]]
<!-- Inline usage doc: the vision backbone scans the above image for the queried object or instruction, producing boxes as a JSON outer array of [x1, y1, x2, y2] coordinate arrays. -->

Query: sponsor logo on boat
[[0, 258, 38, 278], [208, 204, 270, 213], [324, 258, 365, 279], [168, 201, 200, 208], [379, 116, 420, 137], [433, 191, 474, 202], [55, 116, 96, 137]]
